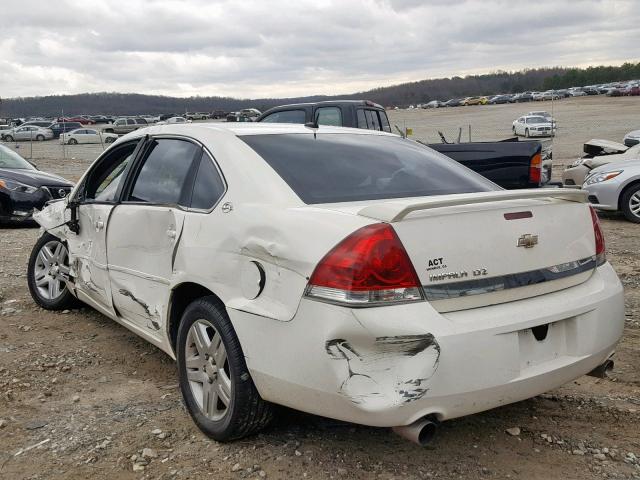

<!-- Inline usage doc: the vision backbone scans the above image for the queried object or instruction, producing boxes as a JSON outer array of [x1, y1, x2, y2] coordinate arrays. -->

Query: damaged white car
[[28, 123, 625, 445]]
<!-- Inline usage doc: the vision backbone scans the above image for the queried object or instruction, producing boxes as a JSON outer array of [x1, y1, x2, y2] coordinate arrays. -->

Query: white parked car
[[583, 159, 640, 223], [156, 116, 191, 125], [29, 124, 624, 445], [624, 129, 640, 147], [512, 115, 556, 137], [60, 128, 119, 145]]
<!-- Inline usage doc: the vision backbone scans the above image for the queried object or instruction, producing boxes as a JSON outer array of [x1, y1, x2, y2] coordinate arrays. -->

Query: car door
[[15, 127, 30, 140], [85, 129, 99, 144], [105, 137, 201, 335], [65, 139, 143, 316]]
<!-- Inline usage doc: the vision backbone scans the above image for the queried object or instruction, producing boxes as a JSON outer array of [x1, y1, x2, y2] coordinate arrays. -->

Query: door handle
[[95, 220, 104, 231], [166, 229, 176, 239]]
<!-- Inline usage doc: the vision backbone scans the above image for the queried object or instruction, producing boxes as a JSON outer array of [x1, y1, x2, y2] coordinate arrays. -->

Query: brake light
[[529, 153, 542, 185], [589, 206, 606, 265], [305, 223, 423, 306]]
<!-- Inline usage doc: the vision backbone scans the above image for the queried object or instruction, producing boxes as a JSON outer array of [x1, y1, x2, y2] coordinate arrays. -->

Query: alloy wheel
[[33, 240, 70, 300], [185, 319, 232, 421], [630, 191, 640, 218]]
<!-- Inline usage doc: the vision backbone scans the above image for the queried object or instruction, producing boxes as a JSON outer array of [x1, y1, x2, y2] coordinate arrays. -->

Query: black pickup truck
[[257, 100, 551, 189]]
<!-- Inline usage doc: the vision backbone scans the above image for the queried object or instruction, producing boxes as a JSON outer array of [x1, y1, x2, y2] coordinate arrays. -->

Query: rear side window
[[357, 109, 387, 131], [127, 119, 136, 125], [189, 153, 225, 210], [315, 107, 342, 126], [129, 139, 200, 205], [261, 110, 306, 123], [379, 111, 391, 132], [240, 134, 497, 204]]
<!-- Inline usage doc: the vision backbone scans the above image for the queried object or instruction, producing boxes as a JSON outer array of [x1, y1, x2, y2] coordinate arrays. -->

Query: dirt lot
[[1, 96, 640, 479]]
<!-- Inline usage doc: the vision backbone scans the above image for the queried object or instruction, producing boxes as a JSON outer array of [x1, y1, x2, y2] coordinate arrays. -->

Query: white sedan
[[30, 124, 624, 445], [60, 128, 119, 145], [155, 116, 191, 125], [512, 115, 556, 137]]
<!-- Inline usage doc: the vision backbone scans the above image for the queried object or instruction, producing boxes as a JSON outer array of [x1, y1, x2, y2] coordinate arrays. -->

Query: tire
[[36, 135, 45, 141], [177, 297, 274, 441], [5, 135, 13, 142], [621, 184, 640, 223], [27, 233, 78, 310], [69, 138, 78, 145], [525, 129, 530, 138], [105, 137, 115, 143]]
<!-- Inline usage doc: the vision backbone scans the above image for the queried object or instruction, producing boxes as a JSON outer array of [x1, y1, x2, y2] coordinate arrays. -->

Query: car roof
[[126, 122, 397, 139]]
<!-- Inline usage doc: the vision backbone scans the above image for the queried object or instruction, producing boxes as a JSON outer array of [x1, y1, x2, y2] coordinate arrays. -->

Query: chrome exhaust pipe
[[587, 358, 614, 379], [392, 417, 439, 446]]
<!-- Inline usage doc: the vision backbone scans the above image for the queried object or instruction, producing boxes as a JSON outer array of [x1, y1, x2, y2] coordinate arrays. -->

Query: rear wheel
[[68, 138, 78, 145], [621, 184, 640, 223], [105, 136, 116, 143], [27, 233, 77, 310], [177, 297, 274, 441]]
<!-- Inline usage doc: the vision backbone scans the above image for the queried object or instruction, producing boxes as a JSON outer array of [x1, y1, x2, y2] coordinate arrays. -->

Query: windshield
[[527, 117, 547, 124], [241, 133, 497, 204], [0, 145, 36, 170]]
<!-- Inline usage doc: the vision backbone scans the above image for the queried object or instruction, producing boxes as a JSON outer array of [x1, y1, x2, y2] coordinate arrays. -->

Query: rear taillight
[[529, 152, 542, 185], [305, 223, 423, 306], [589, 206, 606, 265]]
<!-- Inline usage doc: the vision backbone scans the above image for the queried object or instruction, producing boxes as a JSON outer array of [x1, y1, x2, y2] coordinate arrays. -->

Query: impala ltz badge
[[517, 234, 538, 248]]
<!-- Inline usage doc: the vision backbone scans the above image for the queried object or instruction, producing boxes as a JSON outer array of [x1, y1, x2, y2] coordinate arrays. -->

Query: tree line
[[1, 62, 638, 118]]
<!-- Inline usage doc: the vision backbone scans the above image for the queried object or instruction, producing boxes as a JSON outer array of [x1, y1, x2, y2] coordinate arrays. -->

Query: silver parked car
[[1, 125, 54, 142], [584, 159, 640, 223]]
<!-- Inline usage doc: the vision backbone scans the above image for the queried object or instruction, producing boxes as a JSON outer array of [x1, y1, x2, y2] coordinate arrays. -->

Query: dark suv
[[48, 122, 84, 139], [256, 100, 391, 132]]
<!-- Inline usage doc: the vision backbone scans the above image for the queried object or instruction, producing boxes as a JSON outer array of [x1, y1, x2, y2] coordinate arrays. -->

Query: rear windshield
[[240, 133, 497, 204]]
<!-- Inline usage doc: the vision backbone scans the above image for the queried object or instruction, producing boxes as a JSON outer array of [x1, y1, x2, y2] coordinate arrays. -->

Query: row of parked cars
[[408, 80, 640, 109]]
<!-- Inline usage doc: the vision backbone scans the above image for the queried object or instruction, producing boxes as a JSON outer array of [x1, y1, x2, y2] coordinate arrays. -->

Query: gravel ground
[[1, 97, 639, 479]]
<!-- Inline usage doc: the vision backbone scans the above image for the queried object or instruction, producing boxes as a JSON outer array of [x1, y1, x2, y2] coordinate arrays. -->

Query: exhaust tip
[[392, 417, 439, 446], [587, 358, 614, 379]]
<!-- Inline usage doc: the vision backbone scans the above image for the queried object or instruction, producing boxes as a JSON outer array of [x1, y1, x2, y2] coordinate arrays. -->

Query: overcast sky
[[0, 0, 638, 99]]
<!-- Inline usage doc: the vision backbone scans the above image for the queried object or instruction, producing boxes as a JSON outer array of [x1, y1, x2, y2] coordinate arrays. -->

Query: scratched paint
[[118, 289, 161, 330], [325, 334, 440, 407]]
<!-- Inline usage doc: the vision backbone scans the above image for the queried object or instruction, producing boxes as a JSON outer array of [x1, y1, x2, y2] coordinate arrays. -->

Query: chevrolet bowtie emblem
[[517, 234, 539, 248]]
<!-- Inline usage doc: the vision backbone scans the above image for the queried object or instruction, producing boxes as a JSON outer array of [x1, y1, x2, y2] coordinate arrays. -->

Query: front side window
[[128, 139, 200, 205], [115, 120, 126, 126], [126, 119, 136, 125], [241, 133, 497, 204], [315, 107, 342, 126], [261, 110, 306, 124], [85, 142, 139, 202]]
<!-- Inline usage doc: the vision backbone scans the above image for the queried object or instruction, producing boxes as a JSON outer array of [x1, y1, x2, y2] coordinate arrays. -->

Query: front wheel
[[4, 135, 14, 142], [104, 136, 116, 143], [621, 184, 640, 223], [36, 134, 45, 141], [68, 138, 78, 145], [27, 233, 77, 310], [177, 297, 274, 441]]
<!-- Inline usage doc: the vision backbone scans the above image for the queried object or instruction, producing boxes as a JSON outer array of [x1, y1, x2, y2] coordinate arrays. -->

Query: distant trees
[[541, 62, 640, 90], [1, 62, 638, 118]]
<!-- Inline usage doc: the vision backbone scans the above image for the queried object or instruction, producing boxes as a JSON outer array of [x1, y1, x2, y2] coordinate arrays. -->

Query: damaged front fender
[[33, 199, 71, 235]]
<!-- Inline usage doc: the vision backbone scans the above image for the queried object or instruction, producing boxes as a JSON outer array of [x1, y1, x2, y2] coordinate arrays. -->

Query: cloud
[[0, 0, 638, 99]]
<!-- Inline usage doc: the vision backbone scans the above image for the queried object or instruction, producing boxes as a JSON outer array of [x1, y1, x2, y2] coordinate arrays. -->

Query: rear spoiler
[[358, 189, 588, 223]]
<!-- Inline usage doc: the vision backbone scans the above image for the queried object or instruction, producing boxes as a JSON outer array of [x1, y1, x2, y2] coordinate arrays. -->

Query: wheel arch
[[167, 282, 226, 355], [618, 178, 640, 210]]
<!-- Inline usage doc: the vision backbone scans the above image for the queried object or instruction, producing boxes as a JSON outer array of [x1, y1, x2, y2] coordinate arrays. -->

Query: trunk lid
[[317, 190, 597, 312]]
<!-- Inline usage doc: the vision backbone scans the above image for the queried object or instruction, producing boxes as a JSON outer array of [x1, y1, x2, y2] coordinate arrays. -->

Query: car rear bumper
[[230, 263, 624, 427]]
